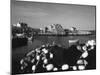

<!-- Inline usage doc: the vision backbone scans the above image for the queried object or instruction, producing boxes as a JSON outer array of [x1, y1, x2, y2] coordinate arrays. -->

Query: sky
[[11, 0, 96, 30]]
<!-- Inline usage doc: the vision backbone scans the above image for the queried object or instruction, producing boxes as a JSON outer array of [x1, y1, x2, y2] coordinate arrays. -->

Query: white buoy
[[50, 53, 53, 59], [42, 48, 48, 54], [31, 59, 35, 63], [46, 64, 54, 71], [61, 64, 69, 70], [77, 60, 83, 64], [76, 45, 81, 51], [21, 66, 24, 70], [42, 45, 45, 47], [87, 40, 96, 46], [72, 66, 77, 70], [20, 59, 24, 64], [81, 51, 88, 58], [36, 55, 40, 60], [83, 60, 88, 66], [53, 67, 58, 71], [32, 65, 36, 71], [82, 46, 87, 51], [43, 59, 48, 64], [78, 65, 85, 70], [35, 48, 40, 53]]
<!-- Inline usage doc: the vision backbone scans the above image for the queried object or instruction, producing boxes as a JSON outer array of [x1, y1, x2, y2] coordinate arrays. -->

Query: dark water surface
[[12, 35, 96, 74]]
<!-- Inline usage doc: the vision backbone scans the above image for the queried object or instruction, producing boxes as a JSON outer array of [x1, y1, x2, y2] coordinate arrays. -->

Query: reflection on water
[[13, 35, 96, 55], [32, 35, 95, 48]]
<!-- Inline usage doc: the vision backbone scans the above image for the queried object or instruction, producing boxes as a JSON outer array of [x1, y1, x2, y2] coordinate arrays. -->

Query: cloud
[[32, 12, 48, 16]]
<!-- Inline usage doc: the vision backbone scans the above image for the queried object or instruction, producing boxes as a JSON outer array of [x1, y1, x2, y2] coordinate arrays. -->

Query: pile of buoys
[[20, 40, 96, 73]]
